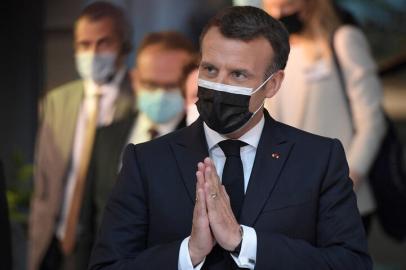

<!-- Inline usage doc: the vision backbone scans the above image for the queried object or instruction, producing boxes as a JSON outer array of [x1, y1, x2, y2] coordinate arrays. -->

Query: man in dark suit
[[85, 31, 197, 236], [89, 6, 372, 270]]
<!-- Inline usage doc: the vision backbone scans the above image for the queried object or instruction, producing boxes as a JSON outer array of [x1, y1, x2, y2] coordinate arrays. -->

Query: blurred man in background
[[28, 2, 134, 270], [85, 31, 197, 238]]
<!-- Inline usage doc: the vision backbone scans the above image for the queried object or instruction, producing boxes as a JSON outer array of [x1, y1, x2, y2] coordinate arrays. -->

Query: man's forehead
[[201, 27, 272, 71], [138, 46, 190, 69], [75, 17, 117, 38], [137, 47, 191, 82]]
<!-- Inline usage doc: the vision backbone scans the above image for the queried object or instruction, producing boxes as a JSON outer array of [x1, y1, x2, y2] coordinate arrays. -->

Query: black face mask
[[279, 12, 304, 34], [196, 77, 273, 135], [196, 87, 254, 134]]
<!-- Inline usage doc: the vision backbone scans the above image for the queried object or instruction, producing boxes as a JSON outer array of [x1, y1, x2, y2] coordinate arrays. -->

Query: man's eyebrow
[[230, 68, 253, 77], [200, 61, 216, 68], [200, 61, 253, 77], [138, 78, 155, 85], [97, 36, 112, 43], [139, 78, 178, 88], [231, 68, 249, 74], [76, 39, 90, 45]]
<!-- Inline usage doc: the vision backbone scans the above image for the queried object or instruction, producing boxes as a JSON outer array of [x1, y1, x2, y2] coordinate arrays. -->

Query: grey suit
[[28, 76, 134, 270]]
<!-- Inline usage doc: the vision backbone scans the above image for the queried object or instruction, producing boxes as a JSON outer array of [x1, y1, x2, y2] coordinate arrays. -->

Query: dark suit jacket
[[83, 112, 187, 249], [89, 111, 372, 270]]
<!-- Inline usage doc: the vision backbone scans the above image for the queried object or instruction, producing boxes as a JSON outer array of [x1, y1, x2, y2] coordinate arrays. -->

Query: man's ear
[[264, 70, 284, 98]]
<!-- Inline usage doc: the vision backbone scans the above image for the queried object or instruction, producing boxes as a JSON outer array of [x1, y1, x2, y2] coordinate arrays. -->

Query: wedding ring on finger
[[210, 193, 218, 199]]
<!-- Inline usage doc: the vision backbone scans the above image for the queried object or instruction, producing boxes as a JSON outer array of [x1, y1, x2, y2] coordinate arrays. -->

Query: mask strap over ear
[[251, 72, 275, 95]]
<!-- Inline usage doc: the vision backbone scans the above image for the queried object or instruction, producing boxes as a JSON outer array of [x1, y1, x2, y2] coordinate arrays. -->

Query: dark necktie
[[218, 140, 247, 219], [148, 127, 159, 140]]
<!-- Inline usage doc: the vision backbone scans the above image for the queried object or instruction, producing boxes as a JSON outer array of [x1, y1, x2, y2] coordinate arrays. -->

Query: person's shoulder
[[335, 24, 363, 38], [122, 127, 189, 166], [132, 125, 190, 154], [334, 25, 369, 53], [275, 120, 335, 149], [274, 120, 347, 165], [39, 80, 83, 119], [45, 80, 83, 101], [333, 24, 376, 71], [101, 112, 137, 130], [96, 112, 137, 139]]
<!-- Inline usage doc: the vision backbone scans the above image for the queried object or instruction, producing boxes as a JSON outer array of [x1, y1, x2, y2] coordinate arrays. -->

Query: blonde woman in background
[[263, 0, 386, 233]]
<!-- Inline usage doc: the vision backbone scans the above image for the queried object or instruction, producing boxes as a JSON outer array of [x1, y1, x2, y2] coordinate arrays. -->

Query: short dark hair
[[76, 1, 133, 54], [200, 6, 290, 75], [137, 31, 197, 58]]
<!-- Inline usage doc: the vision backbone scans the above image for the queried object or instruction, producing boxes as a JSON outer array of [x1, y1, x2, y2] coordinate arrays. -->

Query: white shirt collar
[[138, 111, 184, 136], [203, 115, 265, 151]]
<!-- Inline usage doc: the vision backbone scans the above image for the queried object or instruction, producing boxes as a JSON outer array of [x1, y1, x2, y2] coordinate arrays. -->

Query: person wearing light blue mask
[[127, 31, 197, 143], [84, 32, 197, 262]]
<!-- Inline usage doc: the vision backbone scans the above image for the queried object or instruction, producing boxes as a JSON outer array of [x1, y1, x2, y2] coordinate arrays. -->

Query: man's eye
[[77, 42, 90, 50], [204, 66, 217, 75], [99, 38, 113, 49], [232, 71, 247, 79], [141, 82, 157, 89]]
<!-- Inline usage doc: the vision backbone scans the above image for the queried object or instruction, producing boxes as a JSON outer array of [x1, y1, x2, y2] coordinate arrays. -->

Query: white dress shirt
[[178, 116, 265, 270], [56, 68, 126, 240], [128, 111, 185, 145]]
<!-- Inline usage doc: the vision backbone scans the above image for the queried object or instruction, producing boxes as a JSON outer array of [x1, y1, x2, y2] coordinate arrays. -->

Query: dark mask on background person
[[196, 74, 274, 135], [279, 12, 304, 34]]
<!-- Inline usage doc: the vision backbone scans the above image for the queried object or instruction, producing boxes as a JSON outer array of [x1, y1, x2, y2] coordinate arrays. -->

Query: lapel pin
[[272, 153, 280, 159]]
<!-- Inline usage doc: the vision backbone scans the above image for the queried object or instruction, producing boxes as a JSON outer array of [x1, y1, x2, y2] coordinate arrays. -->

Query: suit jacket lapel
[[62, 82, 84, 162], [170, 119, 209, 203], [239, 112, 294, 226], [101, 112, 137, 154], [175, 114, 187, 130], [114, 73, 134, 121]]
